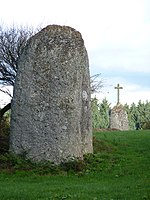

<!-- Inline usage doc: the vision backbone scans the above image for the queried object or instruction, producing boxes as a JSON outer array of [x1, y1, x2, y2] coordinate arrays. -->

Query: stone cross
[[114, 83, 123, 104]]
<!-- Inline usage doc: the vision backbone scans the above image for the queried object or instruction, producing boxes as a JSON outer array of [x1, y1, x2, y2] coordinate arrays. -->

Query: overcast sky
[[0, 0, 150, 107]]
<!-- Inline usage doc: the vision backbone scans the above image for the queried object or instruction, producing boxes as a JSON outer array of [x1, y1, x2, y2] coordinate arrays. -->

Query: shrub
[[142, 121, 150, 130], [0, 114, 10, 154]]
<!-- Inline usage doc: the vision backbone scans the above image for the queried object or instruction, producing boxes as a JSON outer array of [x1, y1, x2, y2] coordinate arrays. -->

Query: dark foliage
[[0, 115, 10, 154]]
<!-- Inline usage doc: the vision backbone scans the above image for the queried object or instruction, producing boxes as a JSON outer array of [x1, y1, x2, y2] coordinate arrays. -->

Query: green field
[[0, 130, 150, 200]]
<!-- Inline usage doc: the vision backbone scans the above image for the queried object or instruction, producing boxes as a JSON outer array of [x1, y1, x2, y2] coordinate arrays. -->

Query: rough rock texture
[[10, 25, 93, 163], [110, 104, 129, 131]]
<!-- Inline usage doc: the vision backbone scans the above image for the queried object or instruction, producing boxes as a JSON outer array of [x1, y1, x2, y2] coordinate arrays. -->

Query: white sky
[[0, 0, 150, 107]]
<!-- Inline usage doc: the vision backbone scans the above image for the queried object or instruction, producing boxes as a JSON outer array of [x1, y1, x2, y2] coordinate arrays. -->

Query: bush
[[142, 121, 150, 130], [0, 114, 10, 154]]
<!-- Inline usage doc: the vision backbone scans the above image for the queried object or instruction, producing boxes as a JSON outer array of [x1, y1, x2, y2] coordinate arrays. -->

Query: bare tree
[[90, 73, 103, 94], [0, 25, 35, 86], [0, 25, 36, 121]]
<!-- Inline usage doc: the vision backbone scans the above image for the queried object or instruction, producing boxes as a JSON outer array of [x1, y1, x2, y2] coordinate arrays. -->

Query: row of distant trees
[[92, 97, 150, 130], [124, 101, 150, 130]]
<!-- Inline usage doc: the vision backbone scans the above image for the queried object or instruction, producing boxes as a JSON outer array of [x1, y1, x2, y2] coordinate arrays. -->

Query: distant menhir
[[110, 83, 129, 130]]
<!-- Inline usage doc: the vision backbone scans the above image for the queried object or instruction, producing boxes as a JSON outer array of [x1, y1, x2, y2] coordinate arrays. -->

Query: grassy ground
[[0, 130, 149, 200]]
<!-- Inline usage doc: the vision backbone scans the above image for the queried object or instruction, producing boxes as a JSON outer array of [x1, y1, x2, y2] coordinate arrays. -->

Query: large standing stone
[[10, 25, 93, 163], [110, 104, 129, 130]]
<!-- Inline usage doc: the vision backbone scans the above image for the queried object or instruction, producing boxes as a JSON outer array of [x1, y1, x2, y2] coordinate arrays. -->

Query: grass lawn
[[0, 130, 149, 200]]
